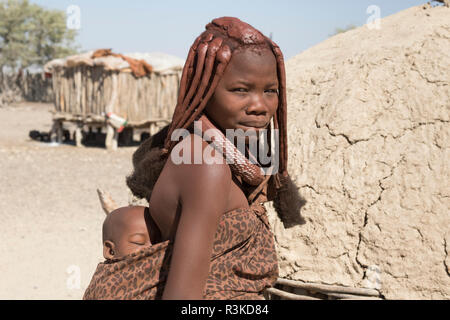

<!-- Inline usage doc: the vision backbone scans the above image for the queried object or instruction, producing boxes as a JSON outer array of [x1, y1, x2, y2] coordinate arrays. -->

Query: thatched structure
[[44, 50, 184, 149]]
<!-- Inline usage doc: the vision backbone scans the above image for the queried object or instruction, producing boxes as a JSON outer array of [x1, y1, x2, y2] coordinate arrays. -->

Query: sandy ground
[[0, 102, 138, 299]]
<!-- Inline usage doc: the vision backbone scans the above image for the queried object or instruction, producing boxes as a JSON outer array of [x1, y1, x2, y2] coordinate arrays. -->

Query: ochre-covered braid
[[198, 114, 265, 186]]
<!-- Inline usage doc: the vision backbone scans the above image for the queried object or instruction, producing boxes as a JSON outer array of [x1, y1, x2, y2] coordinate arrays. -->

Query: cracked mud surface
[[266, 5, 450, 299]]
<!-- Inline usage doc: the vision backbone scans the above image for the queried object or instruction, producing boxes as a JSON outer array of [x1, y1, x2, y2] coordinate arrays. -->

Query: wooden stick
[[97, 188, 118, 215], [50, 119, 63, 143], [105, 123, 118, 151], [326, 292, 383, 300], [265, 288, 320, 300], [75, 122, 84, 147], [275, 278, 380, 297]]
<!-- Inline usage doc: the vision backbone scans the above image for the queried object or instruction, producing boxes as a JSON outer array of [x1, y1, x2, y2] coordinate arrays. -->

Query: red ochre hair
[[128, 17, 304, 227], [162, 17, 288, 180]]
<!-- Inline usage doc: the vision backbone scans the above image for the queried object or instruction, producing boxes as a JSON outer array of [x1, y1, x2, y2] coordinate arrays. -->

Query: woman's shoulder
[[164, 133, 233, 218], [166, 133, 231, 186]]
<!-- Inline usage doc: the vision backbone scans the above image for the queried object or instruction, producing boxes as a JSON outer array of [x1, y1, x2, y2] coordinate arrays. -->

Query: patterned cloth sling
[[83, 116, 279, 300]]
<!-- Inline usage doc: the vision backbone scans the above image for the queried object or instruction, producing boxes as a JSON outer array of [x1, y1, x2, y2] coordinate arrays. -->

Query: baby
[[102, 206, 161, 260], [84, 205, 166, 299]]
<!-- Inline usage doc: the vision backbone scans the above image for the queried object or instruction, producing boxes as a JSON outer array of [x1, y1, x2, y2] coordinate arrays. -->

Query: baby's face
[[114, 210, 152, 258], [103, 206, 152, 259]]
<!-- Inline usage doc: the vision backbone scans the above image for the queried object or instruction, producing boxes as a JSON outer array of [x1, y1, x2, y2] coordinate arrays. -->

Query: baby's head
[[102, 206, 153, 260]]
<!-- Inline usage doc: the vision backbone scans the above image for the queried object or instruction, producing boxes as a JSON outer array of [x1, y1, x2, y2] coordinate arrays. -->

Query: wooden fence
[[0, 71, 53, 105], [49, 66, 181, 149]]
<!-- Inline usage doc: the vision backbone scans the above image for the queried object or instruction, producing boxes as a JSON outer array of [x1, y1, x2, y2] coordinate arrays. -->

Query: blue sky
[[31, 0, 428, 60]]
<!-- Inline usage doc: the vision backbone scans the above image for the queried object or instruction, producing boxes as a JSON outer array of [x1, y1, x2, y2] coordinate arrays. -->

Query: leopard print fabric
[[83, 201, 279, 300]]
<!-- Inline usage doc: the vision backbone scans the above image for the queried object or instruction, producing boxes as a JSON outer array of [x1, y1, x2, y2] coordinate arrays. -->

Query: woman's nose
[[245, 94, 267, 115]]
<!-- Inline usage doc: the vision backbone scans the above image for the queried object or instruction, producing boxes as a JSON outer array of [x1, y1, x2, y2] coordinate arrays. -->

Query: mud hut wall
[[267, 5, 450, 299]]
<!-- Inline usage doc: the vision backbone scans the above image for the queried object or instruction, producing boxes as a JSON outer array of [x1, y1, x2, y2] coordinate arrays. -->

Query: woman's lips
[[239, 122, 268, 129]]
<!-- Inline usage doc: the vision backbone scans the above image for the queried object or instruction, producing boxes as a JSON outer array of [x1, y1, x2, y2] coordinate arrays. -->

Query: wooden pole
[[265, 288, 320, 300], [105, 123, 118, 151], [50, 119, 63, 143], [275, 278, 381, 297], [75, 122, 84, 147]]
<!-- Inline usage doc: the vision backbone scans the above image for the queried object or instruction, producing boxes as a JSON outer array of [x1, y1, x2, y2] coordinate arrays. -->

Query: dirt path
[[0, 102, 137, 299]]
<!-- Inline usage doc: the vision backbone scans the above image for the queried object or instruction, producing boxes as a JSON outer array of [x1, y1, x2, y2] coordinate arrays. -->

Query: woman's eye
[[232, 88, 247, 93], [265, 89, 279, 94]]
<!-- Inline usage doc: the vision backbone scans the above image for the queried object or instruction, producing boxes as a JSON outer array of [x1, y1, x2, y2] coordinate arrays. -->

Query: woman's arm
[[162, 138, 231, 299]]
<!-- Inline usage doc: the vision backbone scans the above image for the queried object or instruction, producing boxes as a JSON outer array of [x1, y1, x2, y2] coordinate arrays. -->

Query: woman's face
[[204, 48, 279, 137]]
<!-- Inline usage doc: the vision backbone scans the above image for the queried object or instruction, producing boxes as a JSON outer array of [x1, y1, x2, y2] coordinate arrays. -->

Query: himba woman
[[84, 17, 303, 300]]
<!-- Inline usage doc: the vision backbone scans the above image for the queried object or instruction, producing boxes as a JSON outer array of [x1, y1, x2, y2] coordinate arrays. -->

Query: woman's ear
[[103, 240, 116, 260]]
